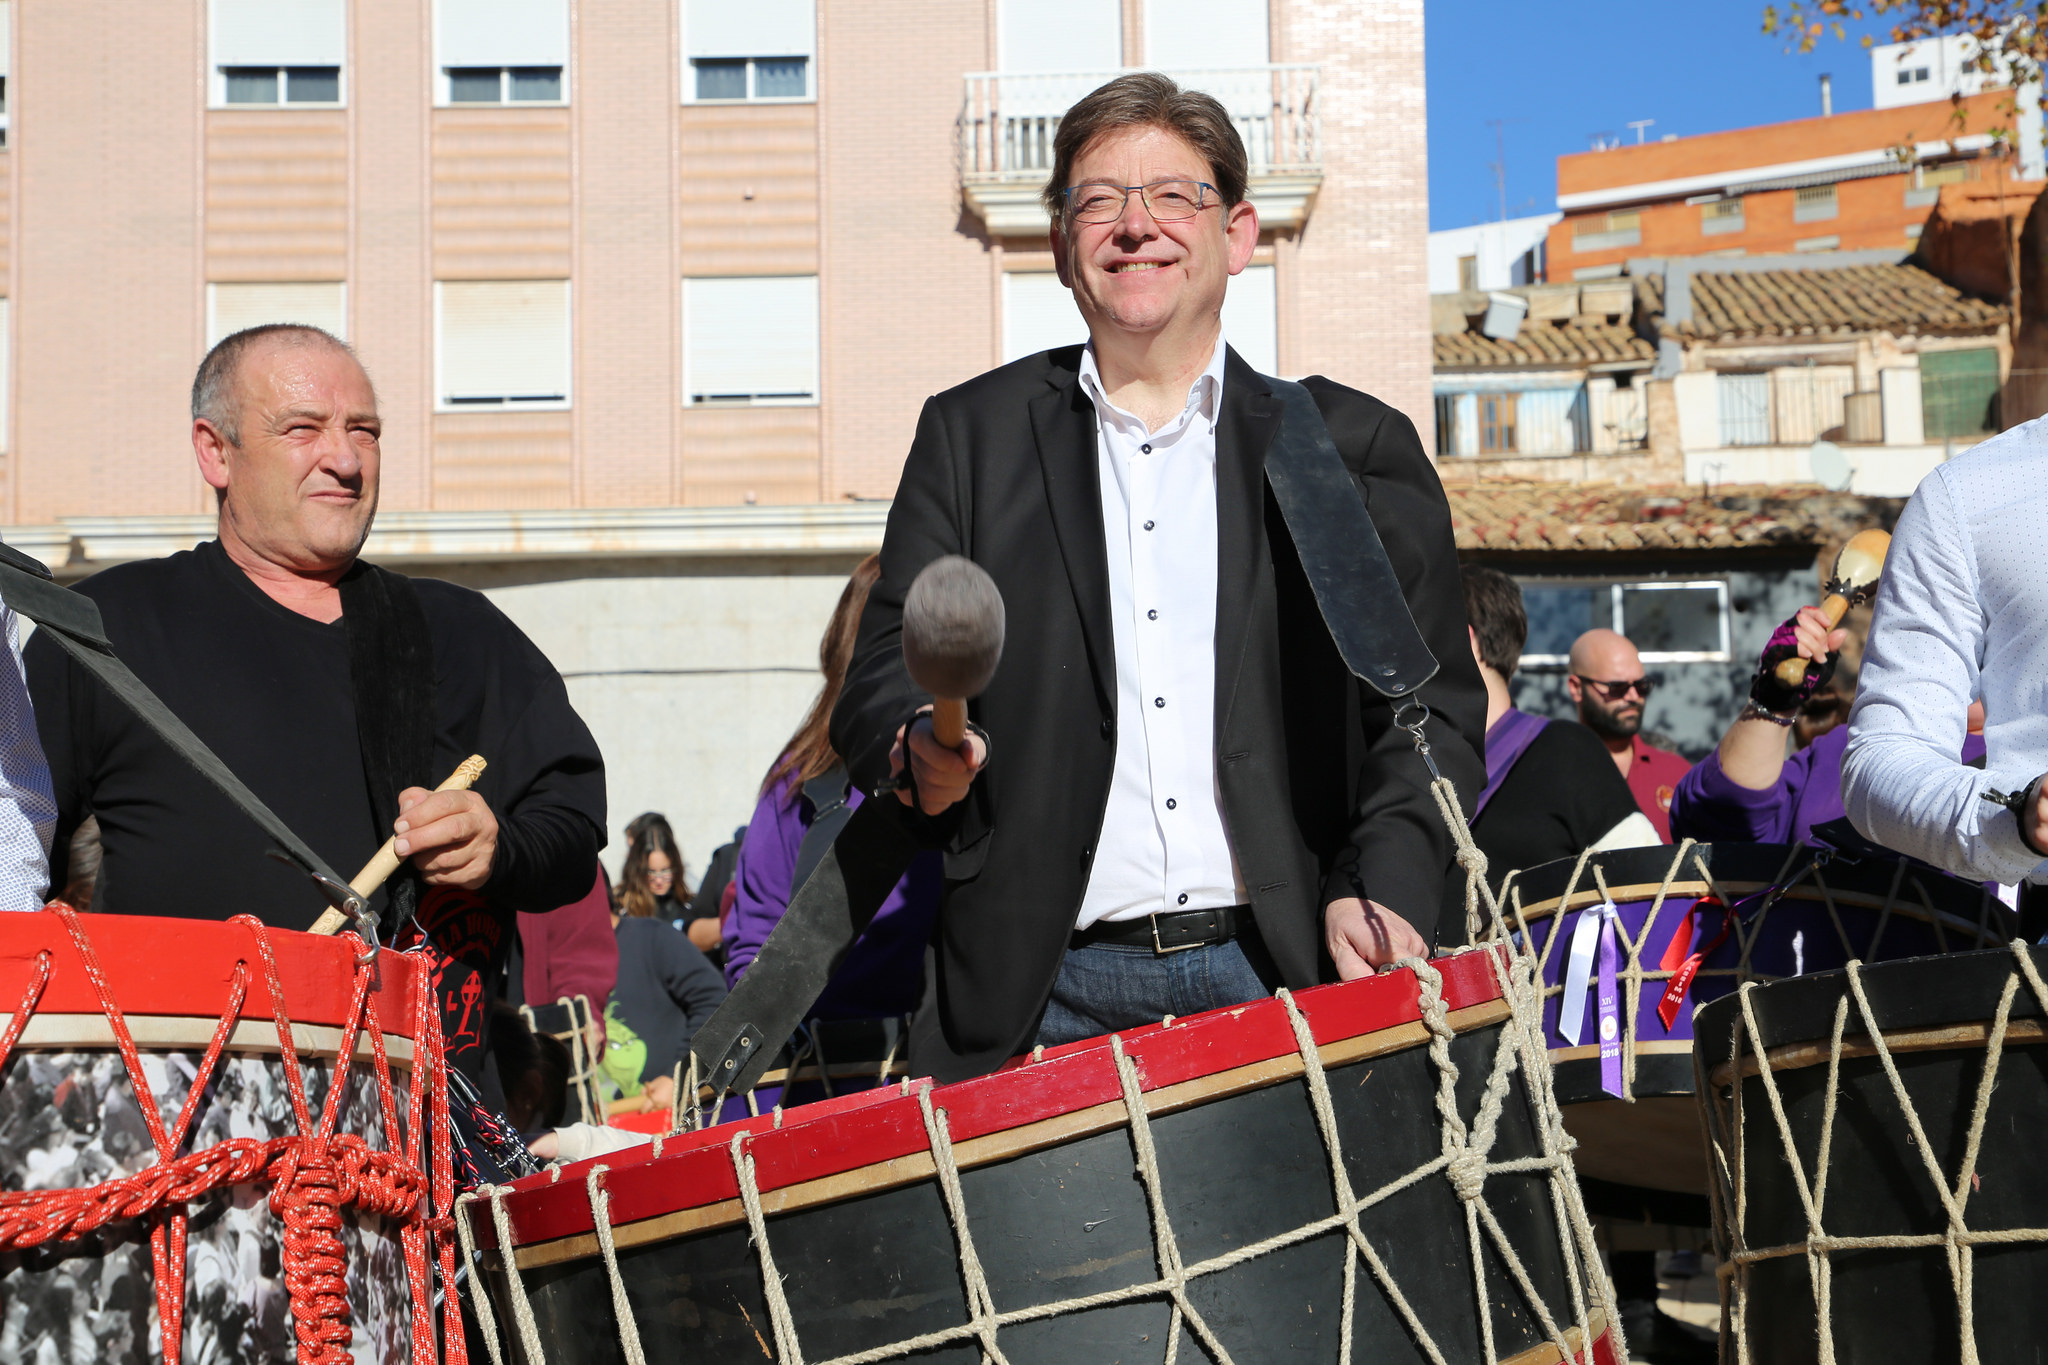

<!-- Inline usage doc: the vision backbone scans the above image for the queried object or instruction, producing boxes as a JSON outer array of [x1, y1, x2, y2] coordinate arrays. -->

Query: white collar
[[1078, 334, 1228, 436]]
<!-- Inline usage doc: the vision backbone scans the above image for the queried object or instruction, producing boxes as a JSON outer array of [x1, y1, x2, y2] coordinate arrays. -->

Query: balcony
[[958, 66, 1323, 236]]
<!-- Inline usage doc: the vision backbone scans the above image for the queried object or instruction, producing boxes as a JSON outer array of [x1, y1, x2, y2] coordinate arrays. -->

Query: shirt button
[[1147, 609, 1158, 620], [1154, 696, 1165, 708], [1100, 717, 1113, 738], [1141, 443, 1152, 454], [1165, 798, 1177, 810], [1177, 893, 1189, 906], [1143, 520, 1155, 531]]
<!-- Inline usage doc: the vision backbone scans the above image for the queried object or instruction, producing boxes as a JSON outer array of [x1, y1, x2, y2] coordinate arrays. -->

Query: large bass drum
[[1695, 946, 2048, 1364], [464, 950, 1621, 1365], [0, 906, 458, 1365], [1491, 842, 2010, 1210]]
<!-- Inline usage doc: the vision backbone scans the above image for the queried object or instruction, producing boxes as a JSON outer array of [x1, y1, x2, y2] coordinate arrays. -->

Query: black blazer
[[831, 346, 1486, 1082]]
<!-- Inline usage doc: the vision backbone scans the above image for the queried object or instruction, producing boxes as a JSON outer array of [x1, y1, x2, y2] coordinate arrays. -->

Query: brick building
[[0, 0, 1431, 875], [1547, 91, 2012, 283]]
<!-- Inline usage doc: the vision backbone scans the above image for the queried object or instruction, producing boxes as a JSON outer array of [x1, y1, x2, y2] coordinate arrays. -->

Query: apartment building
[[1548, 91, 2011, 282], [0, 0, 1430, 874]]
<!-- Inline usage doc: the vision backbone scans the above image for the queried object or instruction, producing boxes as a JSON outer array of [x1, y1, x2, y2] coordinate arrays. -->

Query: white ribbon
[[1558, 900, 1615, 1046]]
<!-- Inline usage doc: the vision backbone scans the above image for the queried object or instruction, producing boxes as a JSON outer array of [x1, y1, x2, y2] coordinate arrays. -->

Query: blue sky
[[1424, 2, 1902, 230]]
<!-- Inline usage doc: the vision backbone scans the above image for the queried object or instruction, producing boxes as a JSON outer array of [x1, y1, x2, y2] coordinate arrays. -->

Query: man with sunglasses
[[831, 73, 1483, 1083], [1566, 629, 1692, 842]]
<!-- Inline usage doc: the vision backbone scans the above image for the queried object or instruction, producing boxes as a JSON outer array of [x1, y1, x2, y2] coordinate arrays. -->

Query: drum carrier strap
[[340, 561, 437, 941], [0, 541, 368, 931]]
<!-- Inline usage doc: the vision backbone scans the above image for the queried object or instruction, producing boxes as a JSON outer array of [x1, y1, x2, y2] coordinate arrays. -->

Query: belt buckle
[[1150, 913, 1203, 955]]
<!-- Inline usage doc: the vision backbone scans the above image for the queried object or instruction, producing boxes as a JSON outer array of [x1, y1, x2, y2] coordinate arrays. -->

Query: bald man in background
[[1566, 628, 1691, 842]]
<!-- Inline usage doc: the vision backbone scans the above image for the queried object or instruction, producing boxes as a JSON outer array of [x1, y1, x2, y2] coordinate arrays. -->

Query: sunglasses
[[1576, 675, 1658, 701]]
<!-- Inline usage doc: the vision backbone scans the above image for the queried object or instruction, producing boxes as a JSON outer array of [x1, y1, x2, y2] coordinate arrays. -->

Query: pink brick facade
[[0, 0, 1431, 522]]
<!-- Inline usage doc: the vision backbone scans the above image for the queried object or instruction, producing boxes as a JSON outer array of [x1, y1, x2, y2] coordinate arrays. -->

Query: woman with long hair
[[603, 814, 726, 1109], [724, 554, 941, 1025]]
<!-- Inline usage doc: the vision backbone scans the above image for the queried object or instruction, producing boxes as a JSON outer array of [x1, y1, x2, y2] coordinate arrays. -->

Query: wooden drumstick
[[1770, 529, 1891, 687], [902, 556, 1005, 750], [309, 755, 488, 936]]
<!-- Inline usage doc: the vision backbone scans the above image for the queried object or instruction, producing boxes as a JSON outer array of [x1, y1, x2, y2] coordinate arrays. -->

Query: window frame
[[685, 54, 812, 103], [216, 64, 346, 107], [1478, 391, 1517, 454], [440, 64, 569, 105], [433, 279, 574, 413], [1517, 578, 1732, 667]]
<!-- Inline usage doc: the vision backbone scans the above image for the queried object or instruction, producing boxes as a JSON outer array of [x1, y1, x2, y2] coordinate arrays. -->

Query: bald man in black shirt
[[25, 324, 605, 1077]]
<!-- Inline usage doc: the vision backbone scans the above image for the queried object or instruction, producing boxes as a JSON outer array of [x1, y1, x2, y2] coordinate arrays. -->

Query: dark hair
[[490, 1002, 570, 1131], [1461, 564, 1527, 678], [1040, 72, 1250, 224], [618, 818, 683, 919], [764, 553, 882, 799], [191, 324, 362, 447]]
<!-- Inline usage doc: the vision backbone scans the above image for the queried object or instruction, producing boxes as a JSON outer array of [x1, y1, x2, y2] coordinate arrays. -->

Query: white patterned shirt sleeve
[[0, 605, 54, 910], [1842, 430, 2048, 886]]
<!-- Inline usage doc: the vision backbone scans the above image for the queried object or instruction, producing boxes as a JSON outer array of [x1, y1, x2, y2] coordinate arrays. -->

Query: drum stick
[[309, 755, 488, 936], [1770, 529, 1890, 688]]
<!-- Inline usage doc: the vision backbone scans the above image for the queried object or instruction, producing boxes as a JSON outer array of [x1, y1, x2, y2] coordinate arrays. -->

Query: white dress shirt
[[1842, 425, 2048, 886], [0, 604, 54, 911], [1074, 337, 1247, 928]]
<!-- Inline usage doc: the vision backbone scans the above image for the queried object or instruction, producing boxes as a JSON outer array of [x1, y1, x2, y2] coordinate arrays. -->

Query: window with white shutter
[[683, 0, 814, 102], [1002, 272, 1084, 363], [683, 276, 819, 405], [437, 0, 569, 104], [1221, 262, 1277, 375], [436, 280, 572, 409], [211, 0, 346, 107], [0, 2, 12, 148], [207, 283, 348, 347]]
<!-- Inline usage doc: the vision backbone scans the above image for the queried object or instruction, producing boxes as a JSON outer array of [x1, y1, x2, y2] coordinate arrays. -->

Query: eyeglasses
[[647, 866, 675, 883], [1062, 180, 1218, 225], [1576, 675, 1658, 701]]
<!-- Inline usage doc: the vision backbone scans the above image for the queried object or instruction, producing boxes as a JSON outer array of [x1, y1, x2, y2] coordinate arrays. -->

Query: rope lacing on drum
[[1705, 941, 2048, 1365], [0, 904, 464, 1365]]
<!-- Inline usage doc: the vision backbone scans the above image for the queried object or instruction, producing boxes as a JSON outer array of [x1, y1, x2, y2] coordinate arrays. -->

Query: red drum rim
[[0, 909, 428, 1062], [472, 948, 1515, 1269]]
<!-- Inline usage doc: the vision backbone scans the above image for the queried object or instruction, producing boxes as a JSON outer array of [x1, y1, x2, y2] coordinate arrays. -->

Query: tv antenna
[[1485, 117, 1528, 222], [1628, 119, 1656, 144]]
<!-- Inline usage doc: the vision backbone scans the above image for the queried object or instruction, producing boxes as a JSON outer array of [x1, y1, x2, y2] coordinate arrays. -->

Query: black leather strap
[[1072, 904, 1251, 952], [0, 542, 362, 918], [790, 764, 854, 895], [340, 561, 436, 937], [1263, 376, 1439, 700]]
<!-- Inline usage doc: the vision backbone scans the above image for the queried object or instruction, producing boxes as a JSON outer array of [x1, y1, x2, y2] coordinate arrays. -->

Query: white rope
[[456, 1185, 549, 1365], [587, 1164, 651, 1365]]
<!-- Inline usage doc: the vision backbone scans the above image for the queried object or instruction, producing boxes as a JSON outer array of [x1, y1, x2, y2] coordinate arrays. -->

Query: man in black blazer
[[831, 73, 1484, 1084]]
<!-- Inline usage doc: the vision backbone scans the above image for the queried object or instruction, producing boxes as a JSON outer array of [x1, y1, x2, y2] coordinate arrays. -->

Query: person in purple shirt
[[725, 554, 942, 1021], [1671, 604, 1986, 846]]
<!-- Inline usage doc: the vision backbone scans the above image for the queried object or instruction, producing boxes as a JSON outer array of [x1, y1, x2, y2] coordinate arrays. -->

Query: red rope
[[0, 907, 460, 1365]]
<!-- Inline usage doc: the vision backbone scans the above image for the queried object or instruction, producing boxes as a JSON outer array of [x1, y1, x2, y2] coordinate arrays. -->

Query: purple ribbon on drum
[[1559, 900, 1625, 1098]]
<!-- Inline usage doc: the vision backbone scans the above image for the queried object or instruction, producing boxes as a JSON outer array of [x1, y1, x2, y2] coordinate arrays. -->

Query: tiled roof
[[1448, 482, 1900, 553], [1646, 263, 2004, 342], [1433, 321, 1656, 369]]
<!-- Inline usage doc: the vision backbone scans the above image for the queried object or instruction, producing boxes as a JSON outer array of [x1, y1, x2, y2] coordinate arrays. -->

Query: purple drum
[[1496, 842, 2011, 1204]]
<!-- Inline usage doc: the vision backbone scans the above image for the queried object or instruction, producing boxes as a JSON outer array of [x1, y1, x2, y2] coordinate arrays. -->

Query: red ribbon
[[1656, 895, 1732, 1030]]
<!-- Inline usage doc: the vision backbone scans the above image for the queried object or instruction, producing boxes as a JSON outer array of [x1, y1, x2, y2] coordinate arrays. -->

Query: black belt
[[1072, 904, 1251, 954]]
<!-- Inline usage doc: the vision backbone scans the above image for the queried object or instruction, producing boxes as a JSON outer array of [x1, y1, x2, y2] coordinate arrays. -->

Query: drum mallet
[[1770, 528, 1890, 687], [902, 556, 1005, 751], [309, 754, 489, 937]]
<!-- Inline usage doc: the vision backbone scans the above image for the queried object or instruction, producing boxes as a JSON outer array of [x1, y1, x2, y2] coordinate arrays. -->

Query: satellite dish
[[1809, 439, 1853, 492]]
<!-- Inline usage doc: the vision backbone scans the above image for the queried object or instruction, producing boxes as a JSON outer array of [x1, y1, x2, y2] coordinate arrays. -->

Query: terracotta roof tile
[[1447, 482, 1900, 553], [1433, 320, 1657, 369], [1645, 262, 2004, 342]]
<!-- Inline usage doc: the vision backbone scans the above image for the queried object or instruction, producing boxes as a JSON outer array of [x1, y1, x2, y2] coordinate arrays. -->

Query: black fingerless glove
[[1749, 612, 1838, 717]]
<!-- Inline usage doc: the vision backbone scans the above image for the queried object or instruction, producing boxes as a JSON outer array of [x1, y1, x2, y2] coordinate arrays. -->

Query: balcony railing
[[958, 66, 1323, 234]]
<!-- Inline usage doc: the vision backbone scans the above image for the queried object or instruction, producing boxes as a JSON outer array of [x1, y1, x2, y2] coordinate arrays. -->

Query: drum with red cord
[[0, 906, 463, 1365], [464, 949, 1623, 1365]]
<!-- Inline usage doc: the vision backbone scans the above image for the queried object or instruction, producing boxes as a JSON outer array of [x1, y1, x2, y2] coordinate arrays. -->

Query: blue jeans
[[1034, 933, 1280, 1048]]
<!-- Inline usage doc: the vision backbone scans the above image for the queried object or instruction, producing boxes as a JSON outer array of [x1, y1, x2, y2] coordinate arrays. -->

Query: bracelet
[[1983, 772, 2048, 860], [1739, 702, 1798, 728]]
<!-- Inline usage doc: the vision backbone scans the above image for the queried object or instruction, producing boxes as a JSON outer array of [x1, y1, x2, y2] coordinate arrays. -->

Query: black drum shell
[[478, 982, 1608, 1365], [1695, 947, 2048, 1365]]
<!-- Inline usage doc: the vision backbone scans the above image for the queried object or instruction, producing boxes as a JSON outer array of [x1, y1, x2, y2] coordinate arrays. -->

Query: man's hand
[[888, 712, 988, 816], [686, 918, 723, 953], [394, 787, 499, 891], [1325, 897, 1428, 980], [2027, 778, 2048, 859]]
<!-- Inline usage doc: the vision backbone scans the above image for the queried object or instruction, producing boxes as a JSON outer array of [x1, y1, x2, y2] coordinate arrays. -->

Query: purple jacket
[[723, 771, 942, 1020], [1671, 725, 1987, 848]]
